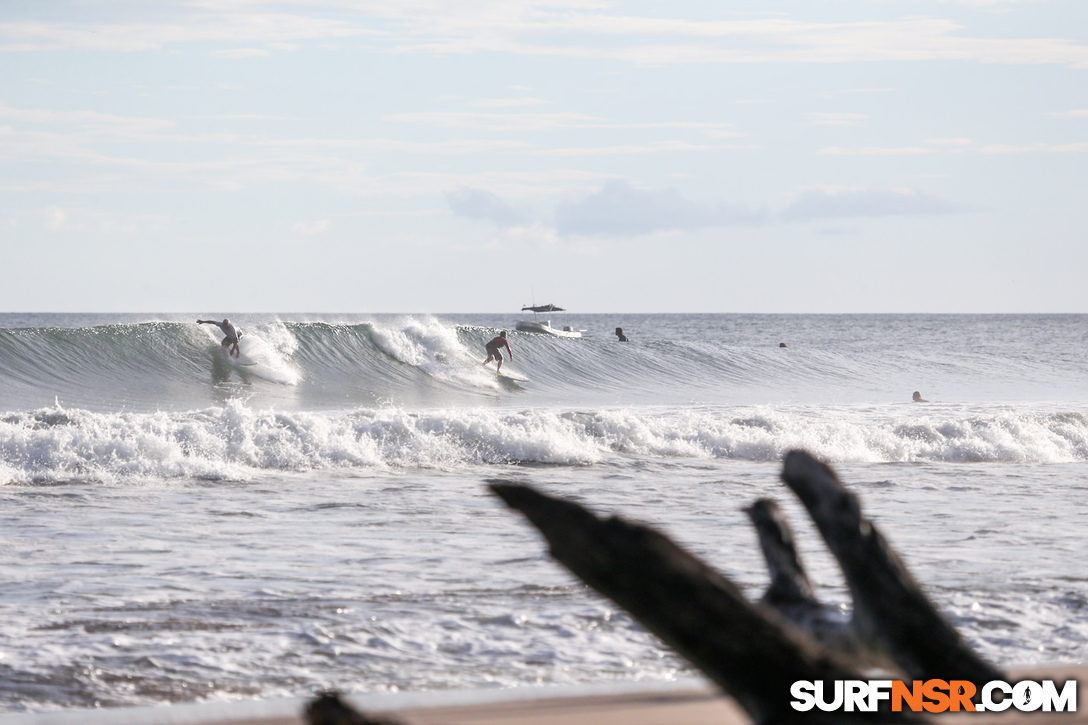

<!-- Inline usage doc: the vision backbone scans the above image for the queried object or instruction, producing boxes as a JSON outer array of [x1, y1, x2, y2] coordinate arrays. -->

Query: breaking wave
[[3, 314, 1087, 414], [3, 402, 1088, 485]]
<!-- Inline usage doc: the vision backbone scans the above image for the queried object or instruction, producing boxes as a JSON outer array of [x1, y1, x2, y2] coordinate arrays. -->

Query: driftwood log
[[490, 480, 916, 723], [305, 691, 403, 725], [306, 450, 1003, 725], [779, 451, 1004, 685], [488, 450, 1005, 724], [745, 497, 871, 665]]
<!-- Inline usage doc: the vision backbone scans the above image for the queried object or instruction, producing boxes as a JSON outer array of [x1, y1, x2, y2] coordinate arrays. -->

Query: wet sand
[[1, 666, 1083, 725]]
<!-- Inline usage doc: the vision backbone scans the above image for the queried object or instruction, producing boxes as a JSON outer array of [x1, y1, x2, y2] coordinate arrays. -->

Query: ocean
[[0, 313, 1085, 713]]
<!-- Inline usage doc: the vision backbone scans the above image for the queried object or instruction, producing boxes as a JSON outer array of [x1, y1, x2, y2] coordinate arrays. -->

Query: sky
[[1, 0, 1086, 313]]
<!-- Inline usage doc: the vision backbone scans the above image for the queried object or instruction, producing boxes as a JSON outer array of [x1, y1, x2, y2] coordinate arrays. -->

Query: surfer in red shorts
[[482, 331, 512, 373]]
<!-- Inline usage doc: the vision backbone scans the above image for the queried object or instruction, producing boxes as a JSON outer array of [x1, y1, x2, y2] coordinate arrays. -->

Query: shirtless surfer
[[197, 318, 241, 358], [912, 391, 929, 403], [482, 331, 512, 373]]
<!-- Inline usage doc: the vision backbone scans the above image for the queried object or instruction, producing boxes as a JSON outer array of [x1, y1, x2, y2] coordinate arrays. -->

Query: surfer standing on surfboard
[[482, 331, 512, 373], [197, 318, 241, 358]]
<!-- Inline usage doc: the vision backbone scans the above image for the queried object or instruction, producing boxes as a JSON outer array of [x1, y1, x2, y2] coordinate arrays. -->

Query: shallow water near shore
[[1, 313, 1086, 712]]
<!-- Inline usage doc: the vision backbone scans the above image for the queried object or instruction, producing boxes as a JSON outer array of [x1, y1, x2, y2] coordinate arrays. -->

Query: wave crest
[[3, 403, 1087, 485]]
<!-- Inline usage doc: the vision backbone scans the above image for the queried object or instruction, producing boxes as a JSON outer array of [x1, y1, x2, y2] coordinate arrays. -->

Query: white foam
[[234, 322, 301, 385], [367, 316, 504, 391], [3, 403, 1087, 485]]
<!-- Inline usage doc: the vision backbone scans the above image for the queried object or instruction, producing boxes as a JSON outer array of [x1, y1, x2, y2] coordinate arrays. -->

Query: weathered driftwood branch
[[308, 450, 1001, 724], [746, 498, 872, 665], [746, 498, 817, 607], [305, 691, 403, 725], [780, 450, 1004, 684], [489, 481, 919, 724]]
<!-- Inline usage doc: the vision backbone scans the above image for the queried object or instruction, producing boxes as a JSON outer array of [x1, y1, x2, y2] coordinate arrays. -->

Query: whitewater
[[0, 313, 1086, 713]]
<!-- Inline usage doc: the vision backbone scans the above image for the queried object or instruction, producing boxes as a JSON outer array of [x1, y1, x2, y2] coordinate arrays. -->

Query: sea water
[[0, 313, 1085, 712]]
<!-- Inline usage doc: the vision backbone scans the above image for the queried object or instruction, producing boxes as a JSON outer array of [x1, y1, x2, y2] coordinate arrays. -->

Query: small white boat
[[515, 319, 583, 337], [516, 305, 583, 338]]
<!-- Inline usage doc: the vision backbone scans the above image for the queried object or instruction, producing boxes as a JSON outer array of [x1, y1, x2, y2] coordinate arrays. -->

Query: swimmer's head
[[615, 327, 624, 335], [500, 330, 507, 338], [913, 391, 923, 402], [222, 318, 230, 325]]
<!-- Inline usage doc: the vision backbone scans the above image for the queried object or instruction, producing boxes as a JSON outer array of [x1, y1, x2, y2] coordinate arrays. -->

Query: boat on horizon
[[515, 305, 583, 338]]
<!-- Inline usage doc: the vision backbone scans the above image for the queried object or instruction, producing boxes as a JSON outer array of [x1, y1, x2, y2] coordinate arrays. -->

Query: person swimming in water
[[197, 318, 241, 358], [912, 391, 929, 403], [482, 330, 512, 373], [615, 327, 628, 342]]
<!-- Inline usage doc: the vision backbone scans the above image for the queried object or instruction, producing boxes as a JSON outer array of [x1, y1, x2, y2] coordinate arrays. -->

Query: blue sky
[[2, 0, 1086, 313]]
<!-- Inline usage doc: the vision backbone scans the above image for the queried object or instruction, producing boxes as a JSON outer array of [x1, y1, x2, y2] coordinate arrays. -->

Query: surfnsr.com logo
[[790, 679, 1077, 713]]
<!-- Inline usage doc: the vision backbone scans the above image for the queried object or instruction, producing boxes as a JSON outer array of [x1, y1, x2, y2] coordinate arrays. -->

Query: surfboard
[[487, 368, 528, 383], [220, 347, 257, 367]]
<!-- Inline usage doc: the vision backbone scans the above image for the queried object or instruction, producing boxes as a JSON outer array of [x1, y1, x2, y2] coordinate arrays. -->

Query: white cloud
[[387, 14, 1088, 68], [779, 187, 969, 221], [184, 114, 309, 120], [819, 146, 938, 155], [1051, 109, 1088, 119], [19, 206, 169, 233], [260, 137, 535, 154], [470, 97, 549, 108], [1, 6, 1085, 69], [386, 111, 604, 131], [818, 88, 894, 97], [263, 137, 534, 154], [528, 141, 733, 156], [932, 0, 1046, 6], [980, 142, 1088, 153], [805, 113, 869, 126], [291, 219, 331, 234], [813, 226, 860, 236], [446, 187, 529, 227], [0, 13, 375, 53], [210, 48, 272, 58], [388, 111, 738, 137], [498, 223, 587, 253], [623, 122, 740, 137], [0, 102, 566, 196], [46, 208, 67, 230], [924, 137, 975, 146], [0, 105, 174, 135], [448, 180, 972, 237], [823, 137, 1088, 155], [554, 180, 766, 236]]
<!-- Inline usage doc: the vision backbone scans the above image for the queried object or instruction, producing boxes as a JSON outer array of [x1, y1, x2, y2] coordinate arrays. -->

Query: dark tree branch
[[305, 692, 403, 725], [780, 450, 1004, 684], [746, 498, 873, 666], [746, 498, 817, 606], [489, 481, 920, 724]]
